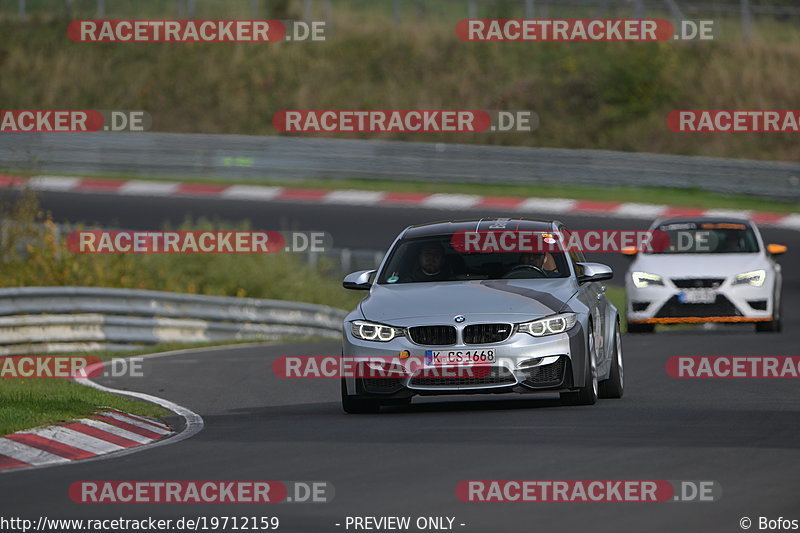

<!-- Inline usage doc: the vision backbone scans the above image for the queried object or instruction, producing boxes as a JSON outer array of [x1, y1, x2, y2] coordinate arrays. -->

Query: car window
[[378, 235, 570, 284], [648, 222, 760, 254]]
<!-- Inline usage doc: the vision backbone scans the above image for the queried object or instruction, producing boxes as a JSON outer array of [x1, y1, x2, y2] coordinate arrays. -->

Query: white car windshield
[[648, 222, 760, 254]]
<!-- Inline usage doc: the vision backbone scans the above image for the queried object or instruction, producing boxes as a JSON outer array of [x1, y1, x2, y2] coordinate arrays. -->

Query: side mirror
[[343, 270, 376, 290], [576, 262, 613, 284], [621, 246, 638, 257], [767, 244, 787, 256]]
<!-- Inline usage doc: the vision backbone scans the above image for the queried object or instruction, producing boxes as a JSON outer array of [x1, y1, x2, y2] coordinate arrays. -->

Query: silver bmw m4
[[340, 218, 624, 413]]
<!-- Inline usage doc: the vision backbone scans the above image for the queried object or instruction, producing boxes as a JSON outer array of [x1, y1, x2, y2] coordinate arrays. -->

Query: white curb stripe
[[99, 411, 172, 435], [28, 176, 81, 191], [422, 193, 482, 209], [777, 214, 800, 230], [118, 180, 180, 196], [702, 208, 753, 219], [105, 410, 170, 431], [221, 185, 284, 201], [77, 419, 153, 444], [614, 203, 668, 219], [517, 198, 577, 213], [0, 438, 70, 465], [22, 426, 125, 454], [323, 189, 386, 205]]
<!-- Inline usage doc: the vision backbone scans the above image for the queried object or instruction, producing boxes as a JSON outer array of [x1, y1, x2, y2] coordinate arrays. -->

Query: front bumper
[[626, 276, 774, 324], [342, 325, 583, 397]]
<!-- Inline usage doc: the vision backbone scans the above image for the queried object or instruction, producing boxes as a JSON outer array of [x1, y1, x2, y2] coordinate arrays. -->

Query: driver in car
[[410, 243, 452, 282], [511, 252, 558, 276]]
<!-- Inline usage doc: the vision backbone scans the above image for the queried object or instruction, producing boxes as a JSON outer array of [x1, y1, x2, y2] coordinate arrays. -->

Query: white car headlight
[[351, 320, 404, 342], [632, 271, 664, 288], [733, 269, 766, 287], [517, 313, 577, 337]]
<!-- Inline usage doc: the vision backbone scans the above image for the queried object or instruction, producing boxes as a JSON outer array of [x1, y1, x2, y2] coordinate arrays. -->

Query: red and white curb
[[0, 352, 205, 474], [2, 174, 798, 230], [0, 409, 171, 471]]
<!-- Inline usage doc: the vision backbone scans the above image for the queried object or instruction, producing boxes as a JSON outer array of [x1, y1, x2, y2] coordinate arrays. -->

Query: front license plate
[[679, 289, 717, 304], [425, 349, 496, 366]]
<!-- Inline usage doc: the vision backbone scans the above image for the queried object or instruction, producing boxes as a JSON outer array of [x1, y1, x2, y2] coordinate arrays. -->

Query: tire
[[341, 379, 381, 414], [756, 291, 782, 333], [598, 322, 624, 399], [560, 325, 599, 406], [626, 322, 655, 334]]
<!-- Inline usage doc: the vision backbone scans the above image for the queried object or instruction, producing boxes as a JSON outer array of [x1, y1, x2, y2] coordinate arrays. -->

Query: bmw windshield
[[378, 235, 571, 284]]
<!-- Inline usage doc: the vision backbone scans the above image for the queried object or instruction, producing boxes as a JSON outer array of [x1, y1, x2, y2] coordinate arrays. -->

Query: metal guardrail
[[2, 132, 799, 200], [0, 286, 348, 355]]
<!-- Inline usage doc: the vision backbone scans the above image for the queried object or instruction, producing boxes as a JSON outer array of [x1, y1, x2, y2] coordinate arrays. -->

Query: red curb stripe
[[64, 422, 141, 448], [175, 183, 229, 195], [749, 212, 787, 224], [573, 200, 623, 212], [5, 433, 96, 460], [90, 415, 164, 440], [0, 455, 30, 470], [0, 175, 25, 187], [74, 179, 126, 191], [276, 188, 329, 200], [380, 192, 430, 204], [661, 207, 708, 217], [477, 196, 526, 208]]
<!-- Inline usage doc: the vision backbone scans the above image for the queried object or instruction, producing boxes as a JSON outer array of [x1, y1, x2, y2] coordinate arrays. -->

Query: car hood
[[630, 253, 769, 280], [358, 279, 578, 326]]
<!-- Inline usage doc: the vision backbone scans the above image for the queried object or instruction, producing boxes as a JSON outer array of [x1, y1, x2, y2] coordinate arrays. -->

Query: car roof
[[653, 216, 755, 228], [401, 218, 559, 239]]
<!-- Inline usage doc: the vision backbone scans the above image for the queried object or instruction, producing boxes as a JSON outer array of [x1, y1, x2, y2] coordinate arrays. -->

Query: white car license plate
[[425, 349, 496, 366], [679, 289, 717, 304]]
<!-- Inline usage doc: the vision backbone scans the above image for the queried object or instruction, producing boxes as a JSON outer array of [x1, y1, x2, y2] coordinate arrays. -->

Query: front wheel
[[560, 326, 598, 406], [598, 322, 624, 399], [341, 379, 381, 414]]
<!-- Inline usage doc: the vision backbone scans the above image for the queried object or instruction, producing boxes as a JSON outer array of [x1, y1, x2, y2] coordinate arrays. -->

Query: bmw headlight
[[516, 313, 577, 337], [632, 272, 664, 288], [351, 320, 404, 342], [733, 269, 766, 287]]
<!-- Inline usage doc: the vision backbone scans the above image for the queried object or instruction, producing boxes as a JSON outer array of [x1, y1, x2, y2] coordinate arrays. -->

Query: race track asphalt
[[1, 190, 798, 532]]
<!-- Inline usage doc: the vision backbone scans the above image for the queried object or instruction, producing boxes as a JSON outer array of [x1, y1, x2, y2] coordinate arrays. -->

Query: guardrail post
[[340, 248, 352, 273], [632, 0, 644, 19], [187, 0, 196, 19], [741, 0, 753, 42], [467, 0, 477, 19], [324, 0, 333, 35], [96, 0, 105, 18], [18, 0, 26, 21], [524, 0, 534, 18], [393, 0, 401, 26]]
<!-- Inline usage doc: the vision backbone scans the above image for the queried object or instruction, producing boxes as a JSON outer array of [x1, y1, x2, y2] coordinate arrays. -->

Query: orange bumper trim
[[629, 316, 771, 324]]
